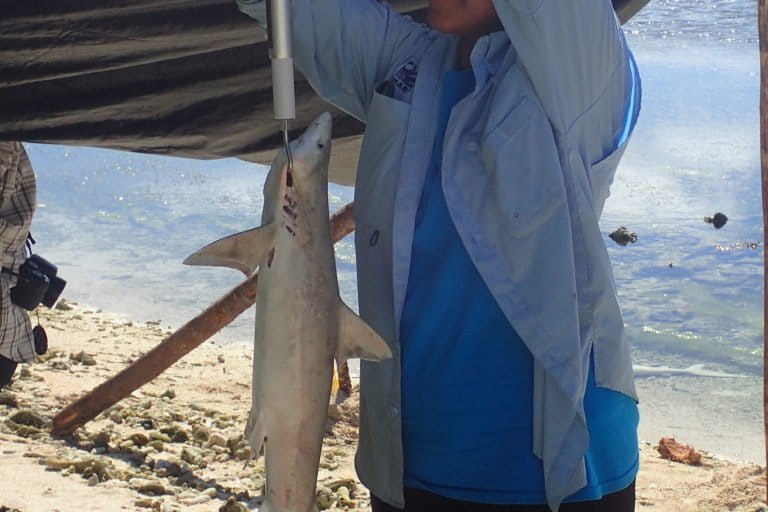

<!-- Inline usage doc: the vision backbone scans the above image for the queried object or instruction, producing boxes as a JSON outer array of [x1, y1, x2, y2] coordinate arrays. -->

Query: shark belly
[[253, 233, 336, 512]]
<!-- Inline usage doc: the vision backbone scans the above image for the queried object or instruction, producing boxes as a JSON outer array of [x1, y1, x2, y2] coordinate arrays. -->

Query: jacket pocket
[[367, 82, 412, 122], [474, 98, 565, 239], [588, 142, 629, 219], [356, 87, 410, 208]]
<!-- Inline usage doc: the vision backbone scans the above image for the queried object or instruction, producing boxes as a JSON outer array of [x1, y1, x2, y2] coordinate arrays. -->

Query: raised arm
[[493, 0, 633, 141], [236, 0, 431, 122]]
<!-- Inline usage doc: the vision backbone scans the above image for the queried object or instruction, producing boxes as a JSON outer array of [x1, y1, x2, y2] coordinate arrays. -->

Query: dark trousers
[[371, 481, 635, 512], [0, 354, 17, 389]]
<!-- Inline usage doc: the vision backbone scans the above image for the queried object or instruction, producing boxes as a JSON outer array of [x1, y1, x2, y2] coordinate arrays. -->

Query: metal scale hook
[[267, 0, 296, 174]]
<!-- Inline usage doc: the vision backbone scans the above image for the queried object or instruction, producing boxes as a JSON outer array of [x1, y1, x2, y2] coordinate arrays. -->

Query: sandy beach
[[0, 300, 765, 512]]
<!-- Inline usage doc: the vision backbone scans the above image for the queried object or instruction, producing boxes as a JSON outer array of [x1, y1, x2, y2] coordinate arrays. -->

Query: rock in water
[[703, 212, 728, 229], [609, 226, 638, 246]]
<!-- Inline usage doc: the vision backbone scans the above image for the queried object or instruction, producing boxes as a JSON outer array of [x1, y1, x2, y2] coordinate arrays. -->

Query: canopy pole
[[760, 0, 768, 502], [51, 202, 357, 436]]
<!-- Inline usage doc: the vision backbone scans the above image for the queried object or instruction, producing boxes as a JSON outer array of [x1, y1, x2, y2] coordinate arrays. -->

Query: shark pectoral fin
[[336, 302, 392, 363], [183, 223, 276, 277]]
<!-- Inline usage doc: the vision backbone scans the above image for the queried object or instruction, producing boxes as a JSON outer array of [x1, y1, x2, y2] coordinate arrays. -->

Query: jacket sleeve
[[236, 0, 431, 122], [492, 0, 632, 140]]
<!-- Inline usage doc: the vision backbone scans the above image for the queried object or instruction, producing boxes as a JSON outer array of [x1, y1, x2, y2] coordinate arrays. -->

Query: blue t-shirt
[[399, 68, 639, 505]]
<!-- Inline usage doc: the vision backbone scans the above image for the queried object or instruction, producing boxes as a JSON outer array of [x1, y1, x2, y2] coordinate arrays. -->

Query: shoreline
[[61, 293, 766, 466], [0, 300, 765, 512]]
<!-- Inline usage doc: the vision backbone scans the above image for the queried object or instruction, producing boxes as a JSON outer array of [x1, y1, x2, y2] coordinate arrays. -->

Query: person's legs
[[0, 354, 17, 389], [370, 495, 401, 512], [372, 482, 635, 512], [371, 489, 466, 512], [492, 482, 635, 512], [557, 481, 637, 512], [371, 494, 403, 512]]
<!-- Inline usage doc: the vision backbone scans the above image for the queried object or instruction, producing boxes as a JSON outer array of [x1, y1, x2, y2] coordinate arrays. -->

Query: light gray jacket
[[235, 1, 640, 510]]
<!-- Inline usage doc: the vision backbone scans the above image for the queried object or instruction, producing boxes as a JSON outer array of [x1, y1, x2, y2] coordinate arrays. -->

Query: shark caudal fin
[[183, 223, 276, 276], [336, 301, 392, 369], [256, 500, 319, 512]]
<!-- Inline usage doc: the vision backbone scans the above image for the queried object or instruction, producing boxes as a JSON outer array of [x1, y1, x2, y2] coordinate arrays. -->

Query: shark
[[184, 112, 392, 512]]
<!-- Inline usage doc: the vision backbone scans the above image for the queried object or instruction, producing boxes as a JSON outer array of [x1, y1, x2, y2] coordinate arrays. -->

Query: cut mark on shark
[[281, 194, 299, 237]]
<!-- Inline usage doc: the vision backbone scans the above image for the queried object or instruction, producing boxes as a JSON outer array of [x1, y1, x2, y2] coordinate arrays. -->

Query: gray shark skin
[[184, 112, 392, 512]]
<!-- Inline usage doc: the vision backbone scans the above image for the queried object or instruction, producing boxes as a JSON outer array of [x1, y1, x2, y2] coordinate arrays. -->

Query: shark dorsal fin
[[336, 301, 392, 366], [183, 223, 276, 276]]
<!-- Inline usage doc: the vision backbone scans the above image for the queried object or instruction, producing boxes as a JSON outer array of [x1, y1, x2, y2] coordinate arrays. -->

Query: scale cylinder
[[268, 0, 296, 122]]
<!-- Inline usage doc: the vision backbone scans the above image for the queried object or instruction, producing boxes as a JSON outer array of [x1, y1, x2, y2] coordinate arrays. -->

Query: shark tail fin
[[336, 301, 392, 369], [183, 223, 276, 277], [254, 501, 316, 512]]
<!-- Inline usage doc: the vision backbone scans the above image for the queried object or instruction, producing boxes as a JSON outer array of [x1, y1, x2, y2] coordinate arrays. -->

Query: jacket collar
[[468, 31, 511, 92]]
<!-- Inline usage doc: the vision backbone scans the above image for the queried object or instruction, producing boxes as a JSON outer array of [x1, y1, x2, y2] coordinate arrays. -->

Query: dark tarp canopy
[[0, 0, 648, 174]]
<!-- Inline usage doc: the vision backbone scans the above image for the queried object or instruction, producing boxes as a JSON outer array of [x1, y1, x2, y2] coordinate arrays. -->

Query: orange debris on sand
[[657, 437, 703, 465]]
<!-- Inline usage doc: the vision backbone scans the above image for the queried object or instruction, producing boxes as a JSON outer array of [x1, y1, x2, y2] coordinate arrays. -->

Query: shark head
[[261, 112, 333, 226], [287, 111, 332, 185], [184, 112, 334, 276]]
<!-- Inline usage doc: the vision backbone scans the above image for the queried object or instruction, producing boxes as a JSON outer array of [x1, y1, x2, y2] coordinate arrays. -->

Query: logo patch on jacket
[[377, 60, 418, 103]]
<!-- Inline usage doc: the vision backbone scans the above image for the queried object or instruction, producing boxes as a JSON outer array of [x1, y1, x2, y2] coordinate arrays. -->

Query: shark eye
[[317, 142, 325, 149]]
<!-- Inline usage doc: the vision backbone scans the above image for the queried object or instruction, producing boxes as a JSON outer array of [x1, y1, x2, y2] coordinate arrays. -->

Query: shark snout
[[289, 112, 332, 182], [301, 112, 332, 151]]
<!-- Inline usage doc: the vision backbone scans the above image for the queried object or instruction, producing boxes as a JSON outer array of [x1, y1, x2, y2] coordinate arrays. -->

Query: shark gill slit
[[282, 204, 297, 220]]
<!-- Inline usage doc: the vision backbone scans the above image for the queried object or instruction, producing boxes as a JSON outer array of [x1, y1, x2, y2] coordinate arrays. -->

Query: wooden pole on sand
[[51, 202, 357, 436], [760, 0, 768, 502]]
